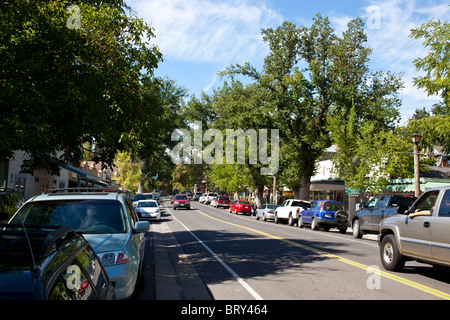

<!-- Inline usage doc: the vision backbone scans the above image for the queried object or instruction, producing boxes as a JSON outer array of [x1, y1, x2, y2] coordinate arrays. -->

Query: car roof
[[27, 190, 123, 203], [136, 199, 157, 203]]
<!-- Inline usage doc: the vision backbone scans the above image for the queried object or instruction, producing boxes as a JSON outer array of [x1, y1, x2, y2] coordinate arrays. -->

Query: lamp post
[[412, 132, 422, 197]]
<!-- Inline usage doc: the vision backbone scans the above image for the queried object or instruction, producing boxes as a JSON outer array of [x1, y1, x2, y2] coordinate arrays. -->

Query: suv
[[212, 195, 230, 208], [379, 187, 450, 271], [299, 200, 348, 233], [172, 194, 190, 210], [0, 224, 116, 299], [7, 188, 150, 299]]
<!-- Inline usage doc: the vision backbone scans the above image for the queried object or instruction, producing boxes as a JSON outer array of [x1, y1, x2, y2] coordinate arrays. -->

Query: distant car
[[8, 188, 150, 300], [379, 186, 450, 271], [299, 200, 348, 233], [172, 194, 190, 210], [255, 204, 279, 221], [229, 200, 252, 215], [193, 192, 203, 201], [135, 200, 161, 221], [199, 193, 207, 203], [133, 193, 156, 207], [203, 193, 217, 205], [211, 196, 230, 208], [0, 224, 116, 300]]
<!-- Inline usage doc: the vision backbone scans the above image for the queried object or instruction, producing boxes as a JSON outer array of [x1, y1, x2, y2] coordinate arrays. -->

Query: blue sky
[[126, 0, 449, 122]]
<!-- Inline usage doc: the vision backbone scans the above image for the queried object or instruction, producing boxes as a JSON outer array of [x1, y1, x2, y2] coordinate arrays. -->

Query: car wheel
[[380, 234, 405, 271], [256, 214, 260, 220], [234, 208, 237, 214], [311, 218, 318, 231], [298, 215, 304, 228], [288, 214, 294, 226], [352, 220, 363, 239], [263, 214, 267, 222], [274, 213, 279, 224]]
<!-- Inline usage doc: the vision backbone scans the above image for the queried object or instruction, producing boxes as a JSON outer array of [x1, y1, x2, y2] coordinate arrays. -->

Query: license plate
[[180, 203, 185, 206]]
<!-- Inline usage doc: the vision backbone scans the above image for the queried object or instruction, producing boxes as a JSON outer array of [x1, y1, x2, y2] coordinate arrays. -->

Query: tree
[[0, 0, 162, 174], [410, 18, 450, 109], [220, 15, 403, 199]]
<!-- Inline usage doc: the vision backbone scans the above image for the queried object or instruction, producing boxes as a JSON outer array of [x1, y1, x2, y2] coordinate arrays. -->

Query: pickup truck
[[379, 186, 450, 271], [274, 199, 310, 226], [352, 194, 416, 238]]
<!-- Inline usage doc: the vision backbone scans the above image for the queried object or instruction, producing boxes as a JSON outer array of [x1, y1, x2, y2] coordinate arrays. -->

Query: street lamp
[[412, 132, 422, 197]]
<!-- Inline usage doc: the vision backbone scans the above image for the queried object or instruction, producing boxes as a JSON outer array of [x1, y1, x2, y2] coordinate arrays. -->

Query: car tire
[[256, 214, 260, 220], [298, 215, 304, 228], [274, 213, 279, 224], [380, 234, 405, 271], [263, 214, 267, 222], [352, 220, 363, 239], [288, 214, 294, 226], [311, 218, 318, 231]]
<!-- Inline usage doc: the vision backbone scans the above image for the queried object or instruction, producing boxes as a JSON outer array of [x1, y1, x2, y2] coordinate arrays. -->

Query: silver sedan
[[255, 204, 279, 221]]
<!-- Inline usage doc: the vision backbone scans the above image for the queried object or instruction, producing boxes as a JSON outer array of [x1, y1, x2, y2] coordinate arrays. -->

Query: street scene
[[1, 0, 450, 309]]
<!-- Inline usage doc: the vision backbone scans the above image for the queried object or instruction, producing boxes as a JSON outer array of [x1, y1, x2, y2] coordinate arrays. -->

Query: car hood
[[83, 233, 130, 253]]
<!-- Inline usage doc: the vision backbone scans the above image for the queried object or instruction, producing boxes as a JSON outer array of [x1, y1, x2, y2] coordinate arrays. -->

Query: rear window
[[238, 201, 250, 204], [323, 202, 345, 212], [10, 200, 127, 233], [219, 196, 229, 200], [391, 196, 415, 207], [292, 201, 309, 208], [134, 194, 154, 201]]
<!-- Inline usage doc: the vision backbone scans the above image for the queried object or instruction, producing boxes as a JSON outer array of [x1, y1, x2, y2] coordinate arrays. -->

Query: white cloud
[[360, 0, 447, 120], [127, 0, 283, 64]]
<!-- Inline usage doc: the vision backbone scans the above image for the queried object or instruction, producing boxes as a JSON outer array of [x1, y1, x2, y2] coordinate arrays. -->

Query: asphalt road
[[139, 198, 450, 301]]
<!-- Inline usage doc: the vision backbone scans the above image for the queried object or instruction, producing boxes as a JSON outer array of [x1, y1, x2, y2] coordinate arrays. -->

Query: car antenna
[[17, 212, 37, 269]]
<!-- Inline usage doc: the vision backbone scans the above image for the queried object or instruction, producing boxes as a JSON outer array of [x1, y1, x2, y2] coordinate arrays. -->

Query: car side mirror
[[133, 221, 150, 234]]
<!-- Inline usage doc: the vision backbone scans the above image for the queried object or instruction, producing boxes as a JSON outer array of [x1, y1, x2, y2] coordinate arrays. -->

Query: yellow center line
[[196, 209, 450, 300]]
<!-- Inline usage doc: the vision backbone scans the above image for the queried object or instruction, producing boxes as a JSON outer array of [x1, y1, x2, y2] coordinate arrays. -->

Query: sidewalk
[[141, 221, 212, 300]]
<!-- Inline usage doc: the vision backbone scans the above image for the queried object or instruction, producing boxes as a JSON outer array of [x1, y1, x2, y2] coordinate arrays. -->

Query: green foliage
[[0, 0, 162, 174]]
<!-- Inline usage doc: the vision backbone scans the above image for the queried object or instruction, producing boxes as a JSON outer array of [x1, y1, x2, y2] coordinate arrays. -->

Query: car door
[[302, 201, 317, 224], [372, 195, 389, 227], [430, 189, 450, 264], [400, 190, 438, 259], [363, 197, 380, 232]]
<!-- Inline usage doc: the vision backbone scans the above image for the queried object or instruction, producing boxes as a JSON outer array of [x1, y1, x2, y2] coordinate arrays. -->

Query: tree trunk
[[253, 186, 264, 208], [293, 176, 311, 200]]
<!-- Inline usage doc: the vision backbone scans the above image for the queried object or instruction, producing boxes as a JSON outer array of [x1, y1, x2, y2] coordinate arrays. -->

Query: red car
[[212, 196, 230, 208], [173, 194, 190, 210], [229, 200, 252, 214]]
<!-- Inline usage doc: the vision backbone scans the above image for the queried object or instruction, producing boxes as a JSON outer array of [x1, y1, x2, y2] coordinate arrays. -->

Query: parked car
[[193, 192, 203, 201], [172, 194, 190, 210], [352, 194, 416, 238], [274, 199, 310, 226], [203, 193, 217, 205], [133, 193, 157, 207], [229, 200, 252, 214], [135, 200, 161, 221], [255, 204, 279, 221], [211, 195, 230, 208], [379, 186, 450, 271], [0, 224, 116, 300], [199, 193, 207, 203], [299, 200, 348, 233], [7, 188, 150, 300]]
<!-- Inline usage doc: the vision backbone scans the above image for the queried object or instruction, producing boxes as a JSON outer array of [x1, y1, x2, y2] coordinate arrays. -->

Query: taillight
[[296, 208, 300, 214]]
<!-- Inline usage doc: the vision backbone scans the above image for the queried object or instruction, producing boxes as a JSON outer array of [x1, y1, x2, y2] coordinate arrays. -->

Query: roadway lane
[[161, 198, 450, 300]]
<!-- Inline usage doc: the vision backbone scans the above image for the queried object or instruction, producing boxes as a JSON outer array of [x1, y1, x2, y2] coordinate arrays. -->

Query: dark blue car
[[299, 200, 348, 233]]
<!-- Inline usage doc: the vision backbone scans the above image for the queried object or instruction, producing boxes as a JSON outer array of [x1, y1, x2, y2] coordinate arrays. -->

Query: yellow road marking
[[196, 209, 450, 300]]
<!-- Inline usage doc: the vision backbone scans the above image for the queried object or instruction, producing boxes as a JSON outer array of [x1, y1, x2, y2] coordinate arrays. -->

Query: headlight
[[98, 251, 130, 266]]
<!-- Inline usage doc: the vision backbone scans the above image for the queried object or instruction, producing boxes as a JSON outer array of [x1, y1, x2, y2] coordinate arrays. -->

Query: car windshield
[[323, 202, 345, 211], [175, 195, 188, 200], [10, 200, 127, 234], [137, 201, 157, 208]]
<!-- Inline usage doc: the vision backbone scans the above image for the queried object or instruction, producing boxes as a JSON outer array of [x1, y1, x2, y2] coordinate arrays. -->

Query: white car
[[135, 200, 161, 221]]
